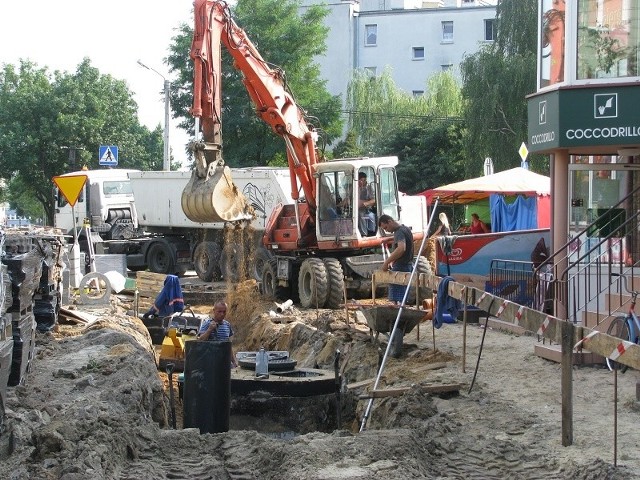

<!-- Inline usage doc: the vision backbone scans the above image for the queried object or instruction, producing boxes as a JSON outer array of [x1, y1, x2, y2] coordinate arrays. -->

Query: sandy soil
[[1, 284, 640, 479]]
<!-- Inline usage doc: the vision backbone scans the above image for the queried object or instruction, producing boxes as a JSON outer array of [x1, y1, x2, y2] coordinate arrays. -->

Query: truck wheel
[[220, 244, 248, 282], [251, 247, 273, 283], [147, 242, 175, 275], [193, 241, 222, 282], [298, 258, 328, 308], [322, 258, 345, 309]]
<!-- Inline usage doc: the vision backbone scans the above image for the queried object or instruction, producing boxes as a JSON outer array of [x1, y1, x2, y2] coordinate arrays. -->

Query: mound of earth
[[0, 285, 639, 479]]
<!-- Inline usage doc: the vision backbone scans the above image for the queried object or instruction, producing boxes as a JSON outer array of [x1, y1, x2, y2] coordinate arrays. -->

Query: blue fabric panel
[[490, 194, 537, 232]]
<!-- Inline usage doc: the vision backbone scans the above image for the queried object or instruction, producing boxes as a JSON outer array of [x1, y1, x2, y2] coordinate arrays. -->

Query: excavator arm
[[182, 0, 319, 224]]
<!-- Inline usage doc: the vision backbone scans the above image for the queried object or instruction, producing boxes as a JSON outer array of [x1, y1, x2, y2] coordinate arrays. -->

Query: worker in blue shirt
[[198, 301, 237, 367]]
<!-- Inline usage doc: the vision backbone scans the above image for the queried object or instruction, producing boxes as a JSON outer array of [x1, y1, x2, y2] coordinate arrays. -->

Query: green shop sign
[[527, 85, 640, 153]]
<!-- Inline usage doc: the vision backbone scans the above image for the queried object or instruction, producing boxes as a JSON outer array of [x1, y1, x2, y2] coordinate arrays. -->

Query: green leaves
[[460, 0, 547, 175], [0, 58, 164, 223], [166, 0, 342, 167]]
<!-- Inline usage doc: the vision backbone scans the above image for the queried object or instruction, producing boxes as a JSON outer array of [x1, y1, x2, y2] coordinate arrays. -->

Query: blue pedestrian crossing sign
[[99, 145, 118, 166]]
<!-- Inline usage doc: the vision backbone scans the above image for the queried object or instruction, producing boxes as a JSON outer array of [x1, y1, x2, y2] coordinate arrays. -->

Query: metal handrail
[[535, 184, 640, 324]]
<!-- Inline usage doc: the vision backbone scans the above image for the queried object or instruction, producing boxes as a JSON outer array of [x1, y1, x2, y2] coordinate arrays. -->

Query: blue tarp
[[490, 194, 537, 232]]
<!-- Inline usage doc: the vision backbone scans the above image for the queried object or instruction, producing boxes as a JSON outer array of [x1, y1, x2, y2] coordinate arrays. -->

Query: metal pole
[[163, 79, 171, 171], [359, 198, 439, 432], [137, 60, 171, 171]]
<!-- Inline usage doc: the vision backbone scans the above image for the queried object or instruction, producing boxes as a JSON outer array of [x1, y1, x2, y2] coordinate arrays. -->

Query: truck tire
[[220, 244, 247, 282], [147, 242, 175, 275], [298, 258, 328, 309], [193, 241, 222, 282], [322, 258, 345, 309], [251, 247, 273, 283]]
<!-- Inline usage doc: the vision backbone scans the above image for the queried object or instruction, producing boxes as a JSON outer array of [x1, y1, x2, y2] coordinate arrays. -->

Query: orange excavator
[[181, 0, 430, 308]]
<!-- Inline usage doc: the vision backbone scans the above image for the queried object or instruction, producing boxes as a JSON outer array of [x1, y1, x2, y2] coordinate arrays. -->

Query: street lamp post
[[137, 60, 171, 171]]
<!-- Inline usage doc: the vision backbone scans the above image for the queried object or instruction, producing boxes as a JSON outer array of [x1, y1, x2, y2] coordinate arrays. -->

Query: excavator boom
[[182, 0, 319, 224]]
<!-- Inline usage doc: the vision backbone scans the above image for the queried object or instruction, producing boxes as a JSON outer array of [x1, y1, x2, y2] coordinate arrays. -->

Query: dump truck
[[53, 167, 293, 281]]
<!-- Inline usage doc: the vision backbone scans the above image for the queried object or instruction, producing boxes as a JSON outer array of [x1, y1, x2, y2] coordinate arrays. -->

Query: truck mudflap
[[181, 166, 254, 223]]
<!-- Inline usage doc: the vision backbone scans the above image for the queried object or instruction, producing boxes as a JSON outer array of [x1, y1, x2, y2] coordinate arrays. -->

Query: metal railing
[[536, 184, 640, 325], [487, 184, 640, 326], [488, 259, 538, 308]]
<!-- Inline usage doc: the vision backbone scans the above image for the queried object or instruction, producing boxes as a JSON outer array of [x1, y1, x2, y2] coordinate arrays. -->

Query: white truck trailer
[[53, 168, 293, 281]]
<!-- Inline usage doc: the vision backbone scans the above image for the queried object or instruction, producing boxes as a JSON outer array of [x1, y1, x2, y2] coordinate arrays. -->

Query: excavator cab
[[315, 158, 401, 241]]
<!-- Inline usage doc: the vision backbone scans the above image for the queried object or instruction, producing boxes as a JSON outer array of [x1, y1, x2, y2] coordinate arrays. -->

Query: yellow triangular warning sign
[[52, 175, 88, 207]]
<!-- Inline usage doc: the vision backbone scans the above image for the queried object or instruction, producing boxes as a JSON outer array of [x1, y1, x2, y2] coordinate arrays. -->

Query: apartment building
[[299, 0, 497, 100]]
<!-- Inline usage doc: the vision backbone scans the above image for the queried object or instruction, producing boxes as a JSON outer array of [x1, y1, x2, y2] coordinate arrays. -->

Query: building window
[[364, 66, 377, 78], [576, 0, 639, 81], [441, 64, 453, 71], [412, 90, 424, 97], [484, 19, 495, 41], [442, 21, 453, 42], [365, 24, 377, 46], [412, 47, 425, 60]]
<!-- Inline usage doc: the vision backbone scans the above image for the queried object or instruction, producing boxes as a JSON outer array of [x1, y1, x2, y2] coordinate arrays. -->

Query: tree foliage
[[0, 59, 163, 224], [344, 68, 465, 191], [377, 121, 466, 194], [166, 0, 343, 167], [460, 0, 546, 175]]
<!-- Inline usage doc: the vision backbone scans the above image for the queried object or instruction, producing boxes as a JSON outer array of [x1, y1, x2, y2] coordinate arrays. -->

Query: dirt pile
[[1, 295, 639, 479]]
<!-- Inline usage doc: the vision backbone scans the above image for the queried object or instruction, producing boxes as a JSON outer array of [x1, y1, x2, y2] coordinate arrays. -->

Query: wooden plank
[[59, 307, 99, 326], [361, 386, 410, 399], [372, 271, 417, 286], [346, 377, 377, 390], [419, 272, 640, 371], [359, 383, 461, 399]]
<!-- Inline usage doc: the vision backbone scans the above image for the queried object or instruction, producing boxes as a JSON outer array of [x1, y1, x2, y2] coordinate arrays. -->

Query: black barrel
[[183, 340, 231, 434]]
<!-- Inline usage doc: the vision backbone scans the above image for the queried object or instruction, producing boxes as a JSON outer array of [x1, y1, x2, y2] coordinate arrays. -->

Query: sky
[[0, 0, 194, 169]]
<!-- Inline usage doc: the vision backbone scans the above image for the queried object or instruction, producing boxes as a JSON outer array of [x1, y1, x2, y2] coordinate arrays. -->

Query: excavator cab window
[[317, 172, 354, 237], [378, 166, 401, 220]]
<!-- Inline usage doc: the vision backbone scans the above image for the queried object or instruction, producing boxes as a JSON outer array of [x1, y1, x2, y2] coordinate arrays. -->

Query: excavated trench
[[160, 279, 384, 436]]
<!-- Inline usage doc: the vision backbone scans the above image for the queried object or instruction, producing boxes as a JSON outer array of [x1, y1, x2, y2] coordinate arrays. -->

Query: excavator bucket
[[181, 166, 254, 223]]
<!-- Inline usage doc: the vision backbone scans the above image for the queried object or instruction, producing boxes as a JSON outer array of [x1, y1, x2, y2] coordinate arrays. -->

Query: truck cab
[[54, 169, 139, 240]]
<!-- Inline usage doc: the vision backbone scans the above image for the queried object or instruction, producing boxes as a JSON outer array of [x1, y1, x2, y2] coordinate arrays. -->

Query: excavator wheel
[[181, 167, 254, 224], [251, 247, 273, 283], [322, 258, 345, 309], [298, 258, 328, 309], [261, 259, 289, 302]]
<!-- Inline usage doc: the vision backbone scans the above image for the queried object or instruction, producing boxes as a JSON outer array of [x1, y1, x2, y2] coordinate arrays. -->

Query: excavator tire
[[261, 259, 289, 302], [298, 258, 328, 309], [322, 258, 345, 309], [147, 242, 175, 275], [193, 241, 222, 282], [251, 247, 273, 283]]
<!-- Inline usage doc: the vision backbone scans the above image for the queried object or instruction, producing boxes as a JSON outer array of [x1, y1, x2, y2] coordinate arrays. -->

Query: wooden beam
[[420, 272, 640, 371], [359, 383, 461, 399]]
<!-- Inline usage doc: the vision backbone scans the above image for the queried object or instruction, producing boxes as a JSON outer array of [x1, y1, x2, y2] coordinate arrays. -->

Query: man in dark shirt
[[378, 214, 414, 304]]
